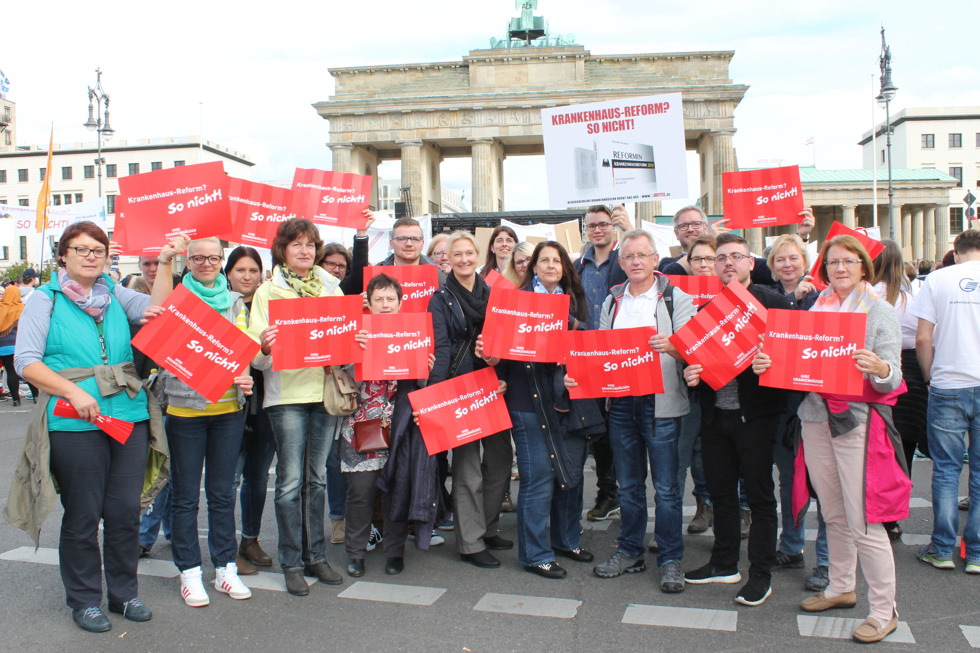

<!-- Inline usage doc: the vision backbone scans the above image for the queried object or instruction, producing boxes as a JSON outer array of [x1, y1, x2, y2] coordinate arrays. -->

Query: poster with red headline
[[564, 328, 663, 399], [53, 400, 135, 444], [268, 295, 362, 371], [220, 178, 294, 248], [131, 285, 260, 402], [809, 222, 886, 290], [760, 309, 867, 395], [290, 168, 372, 229], [668, 281, 768, 390], [722, 165, 804, 229], [117, 161, 232, 255], [362, 265, 440, 314], [666, 275, 725, 307], [408, 368, 512, 455], [486, 269, 517, 290], [482, 287, 570, 362], [356, 312, 433, 381]]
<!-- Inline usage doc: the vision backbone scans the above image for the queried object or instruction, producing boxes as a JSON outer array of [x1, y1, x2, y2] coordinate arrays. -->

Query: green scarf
[[182, 273, 235, 313], [279, 265, 323, 298]]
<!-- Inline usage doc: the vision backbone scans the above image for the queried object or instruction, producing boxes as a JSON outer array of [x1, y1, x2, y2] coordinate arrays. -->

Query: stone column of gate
[[912, 208, 924, 260], [934, 204, 950, 260], [924, 206, 937, 263], [842, 204, 857, 229], [329, 143, 355, 173], [397, 139, 424, 218], [634, 202, 663, 225], [711, 130, 756, 250], [469, 137, 498, 213], [901, 207, 912, 252]]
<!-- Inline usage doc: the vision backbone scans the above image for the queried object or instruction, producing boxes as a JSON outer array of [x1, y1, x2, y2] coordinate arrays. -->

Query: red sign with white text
[[268, 295, 363, 371], [290, 168, 372, 229], [362, 265, 440, 314], [808, 221, 886, 290], [668, 280, 768, 390], [409, 368, 512, 455], [117, 161, 232, 256], [564, 328, 663, 399], [666, 275, 725, 307], [357, 312, 433, 381], [486, 269, 517, 290], [482, 287, 570, 362], [722, 165, 804, 229], [760, 309, 867, 394], [220, 178, 294, 249], [131, 285, 260, 402], [53, 399, 135, 444]]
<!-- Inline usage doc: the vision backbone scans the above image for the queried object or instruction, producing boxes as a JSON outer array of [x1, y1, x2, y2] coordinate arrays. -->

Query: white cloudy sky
[[4, 0, 978, 211]]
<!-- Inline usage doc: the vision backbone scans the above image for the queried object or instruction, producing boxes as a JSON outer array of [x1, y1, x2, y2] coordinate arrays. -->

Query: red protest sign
[[809, 222, 886, 290], [53, 399, 135, 444], [117, 161, 232, 255], [290, 168, 372, 229], [722, 165, 804, 229], [666, 275, 725, 307], [408, 367, 512, 455], [356, 312, 433, 381], [482, 287, 569, 362], [268, 295, 362, 371], [131, 285, 260, 402], [564, 328, 663, 399], [362, 265, 440, 314], [486, 269, 517, 290], [669, 280, 768, 390], [760, 309, 867, 395], [220, 178, 294, 249]]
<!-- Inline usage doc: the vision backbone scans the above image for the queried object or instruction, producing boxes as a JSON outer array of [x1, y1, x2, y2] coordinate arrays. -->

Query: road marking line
[[473, 593, 581, 619], [961, 625, 980, 648], [243, 571, 316, 592], [797, 615, 915, 643], [622, 604, 737, 631], [338, 581, 446, 606]]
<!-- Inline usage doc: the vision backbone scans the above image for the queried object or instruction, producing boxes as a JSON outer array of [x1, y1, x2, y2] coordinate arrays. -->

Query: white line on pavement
[[473, 593, 582, 619], [960, 625, 980, 648], [338, 580, 446, 606], [622, 604, 738, 631], [797, 615, 916, 644]]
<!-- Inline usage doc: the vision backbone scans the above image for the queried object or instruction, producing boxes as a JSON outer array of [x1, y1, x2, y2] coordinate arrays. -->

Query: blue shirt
[[579, 246, 615, 330]]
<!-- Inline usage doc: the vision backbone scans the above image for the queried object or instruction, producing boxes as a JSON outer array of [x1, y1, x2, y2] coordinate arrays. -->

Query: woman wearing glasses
[[753, 235, 906, 644], [9, 222, 185, 632]]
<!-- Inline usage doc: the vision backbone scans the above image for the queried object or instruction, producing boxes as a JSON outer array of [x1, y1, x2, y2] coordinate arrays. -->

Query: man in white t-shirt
[[912, 229, 980, 573]]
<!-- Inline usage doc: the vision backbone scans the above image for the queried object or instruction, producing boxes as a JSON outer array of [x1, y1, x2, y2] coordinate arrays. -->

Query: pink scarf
[[58, 269, 111, 322], [810, 280, 878, 315]]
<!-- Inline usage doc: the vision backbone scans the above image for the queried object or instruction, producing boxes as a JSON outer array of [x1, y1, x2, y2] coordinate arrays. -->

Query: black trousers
[[590, 403, 618, 502], [1, 354, 37, 401], [49, 422, 149, 608], [701, 408, 778, 582], [344, 469, 407, 559]]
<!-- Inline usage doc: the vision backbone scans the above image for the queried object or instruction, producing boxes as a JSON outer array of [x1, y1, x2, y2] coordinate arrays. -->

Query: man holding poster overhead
[[682, 233, 790, 607], [568, 230, 695, 594]]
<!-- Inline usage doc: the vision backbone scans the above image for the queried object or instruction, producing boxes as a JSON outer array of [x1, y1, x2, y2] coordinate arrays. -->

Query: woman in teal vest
[[11, 221, 186, 634]]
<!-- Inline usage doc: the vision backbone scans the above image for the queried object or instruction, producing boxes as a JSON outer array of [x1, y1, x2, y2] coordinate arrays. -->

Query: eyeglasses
[[392, 236, 423, 244], [621, 253, 656, 263], [676, 221, 707, 232], [690, 256, 716, 264], [585, 221, 613, 231], [323, 261, 348, 272], [68, 246, 108, 258], [188, 255, 224, 265], [826, 258, 862, 269], [715, 253, 752, 264]]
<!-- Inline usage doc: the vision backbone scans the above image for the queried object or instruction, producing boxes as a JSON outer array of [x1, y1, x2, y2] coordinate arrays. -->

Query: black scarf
[[446, 272, 489, 336]]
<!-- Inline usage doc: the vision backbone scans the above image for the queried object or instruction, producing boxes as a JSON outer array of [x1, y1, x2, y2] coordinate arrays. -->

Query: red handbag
[[352, 418, 390, 453]]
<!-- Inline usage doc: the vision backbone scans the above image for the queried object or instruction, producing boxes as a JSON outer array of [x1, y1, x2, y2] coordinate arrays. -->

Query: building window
[[52, 195, 61, 206], [106, 164, 117, 178], [950, 207, 964, 233], [976, 133, 980, 147], [950, 166, 964, 186], [174, 160, 185, 167], [62, 166, 73, 180], [950, 133, 962, 148], [63, 194, 73, 205], [880, 149, 885, 164], [18, 198, 28, 206], [75, 193, 83, 203], [0, 170, 6, 183], [39, 168, 46, 181], [921, 134, 935, 148], [84, 165, 95, 179], [106, 194, 116, 214], [17, 169, 27, 182], [128, 163, 139, 175], [151, 161, 162, 171], [19, 236, 27, 260]]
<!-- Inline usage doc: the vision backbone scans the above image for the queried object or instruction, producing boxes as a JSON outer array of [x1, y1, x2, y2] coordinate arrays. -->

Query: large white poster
[[541, 93, 688, 208]]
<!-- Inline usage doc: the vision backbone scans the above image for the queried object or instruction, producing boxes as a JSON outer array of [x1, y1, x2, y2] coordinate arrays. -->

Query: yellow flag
[[36, 126, 54, 234]]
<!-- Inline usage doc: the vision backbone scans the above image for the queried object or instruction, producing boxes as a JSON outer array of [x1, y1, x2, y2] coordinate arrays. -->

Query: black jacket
[[339, 235, 370, 295], [427, 285, 487, 386]]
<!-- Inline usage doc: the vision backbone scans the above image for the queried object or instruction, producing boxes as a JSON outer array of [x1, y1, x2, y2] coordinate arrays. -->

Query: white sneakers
[[180, 563, 252, 607], [215, 562, 252, 600]]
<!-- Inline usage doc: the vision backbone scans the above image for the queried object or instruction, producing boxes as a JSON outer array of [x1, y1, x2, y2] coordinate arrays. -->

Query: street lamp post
[[876, 28, 898, 241], [83, 68, 114, 198]]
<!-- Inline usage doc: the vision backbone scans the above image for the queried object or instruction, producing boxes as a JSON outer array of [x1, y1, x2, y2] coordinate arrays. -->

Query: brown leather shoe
[[239, 537, 272, 567], [852, 614, 898, 643], [330, 519, 345, 545], [235, 554, 258, 576], [800, 590, 858, 612]]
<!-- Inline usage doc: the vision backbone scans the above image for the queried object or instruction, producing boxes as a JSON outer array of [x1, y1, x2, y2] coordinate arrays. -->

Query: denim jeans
[[676, 393, 709, 501], [266, 402, 336, 571], [138, 482, 172, 550], [607, 396, 683, 564], [326, 425, 347, 521], [774, 437, 829, 566], [234, 409, 277, 539], [168, 410, 246, 572], [511, 411, 586, 567], [927, 386, 980, 561]]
